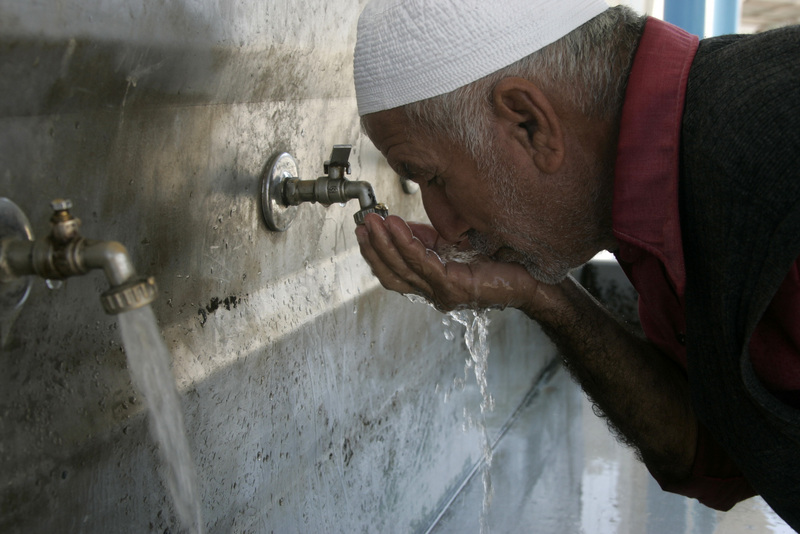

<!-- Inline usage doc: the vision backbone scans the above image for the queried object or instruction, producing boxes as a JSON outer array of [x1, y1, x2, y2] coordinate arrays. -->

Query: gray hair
[[393, 6, 646, 159]]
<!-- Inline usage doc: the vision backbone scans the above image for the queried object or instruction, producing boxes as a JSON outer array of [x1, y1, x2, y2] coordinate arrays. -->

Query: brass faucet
[[0, 198, 156, 315]]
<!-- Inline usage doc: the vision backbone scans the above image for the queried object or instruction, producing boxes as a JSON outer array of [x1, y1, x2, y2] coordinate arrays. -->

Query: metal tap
[[0, 198, 157, 315], [261, 145, 389, 232]]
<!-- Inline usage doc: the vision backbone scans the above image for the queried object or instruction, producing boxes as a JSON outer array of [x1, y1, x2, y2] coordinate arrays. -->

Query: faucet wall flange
[[261, 152, 300, 232], [0, 198, 34, 333]]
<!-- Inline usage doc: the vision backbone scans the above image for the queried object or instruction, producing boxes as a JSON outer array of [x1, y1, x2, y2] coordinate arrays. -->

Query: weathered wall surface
[[0, 1, 564, 532]]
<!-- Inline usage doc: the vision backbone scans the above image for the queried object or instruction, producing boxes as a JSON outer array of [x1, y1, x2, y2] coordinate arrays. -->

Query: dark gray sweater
[[680, 26, 800, 528]]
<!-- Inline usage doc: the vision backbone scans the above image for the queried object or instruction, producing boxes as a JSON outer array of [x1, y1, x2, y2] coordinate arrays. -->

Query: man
[[352, 0, 800, 529]]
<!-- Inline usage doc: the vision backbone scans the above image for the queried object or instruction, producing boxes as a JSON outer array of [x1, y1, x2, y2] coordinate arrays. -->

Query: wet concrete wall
[[0, 1, 565, 532]]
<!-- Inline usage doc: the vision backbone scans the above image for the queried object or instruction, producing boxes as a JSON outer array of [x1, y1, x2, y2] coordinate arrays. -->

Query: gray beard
[[467, 229, 572, 285]]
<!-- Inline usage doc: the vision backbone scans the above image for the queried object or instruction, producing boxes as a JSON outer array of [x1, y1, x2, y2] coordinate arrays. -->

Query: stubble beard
[[466, 141, 603, 285], [467, 221, 575, 286]]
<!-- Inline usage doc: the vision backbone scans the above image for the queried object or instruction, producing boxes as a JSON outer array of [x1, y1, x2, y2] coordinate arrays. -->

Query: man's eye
[[427, 175, 443, 187]]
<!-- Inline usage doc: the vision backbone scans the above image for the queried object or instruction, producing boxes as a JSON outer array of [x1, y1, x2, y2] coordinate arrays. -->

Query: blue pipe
[[664, 0, 706, 37], [713, 0, 740, 36]]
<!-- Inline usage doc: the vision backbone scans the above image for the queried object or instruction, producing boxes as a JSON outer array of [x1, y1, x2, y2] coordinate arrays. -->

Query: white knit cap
[[354, 0, 609, 116]]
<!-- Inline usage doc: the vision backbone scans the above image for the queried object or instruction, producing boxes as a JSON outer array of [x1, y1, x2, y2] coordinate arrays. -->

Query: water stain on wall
[[198, 295, 242, 326]]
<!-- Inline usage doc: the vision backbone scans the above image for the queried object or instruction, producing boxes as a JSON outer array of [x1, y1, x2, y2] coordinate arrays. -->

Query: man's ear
[[491, 77, 565, 174]]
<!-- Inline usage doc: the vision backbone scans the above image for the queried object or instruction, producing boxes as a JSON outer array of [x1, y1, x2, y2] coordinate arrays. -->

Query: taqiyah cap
[[354, 0, 609, 116]]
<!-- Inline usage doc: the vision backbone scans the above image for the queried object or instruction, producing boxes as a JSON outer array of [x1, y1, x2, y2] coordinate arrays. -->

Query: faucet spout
[[0, 199, 157, 315], [345, 180, 380, 210], [80, 240, 137, 287]]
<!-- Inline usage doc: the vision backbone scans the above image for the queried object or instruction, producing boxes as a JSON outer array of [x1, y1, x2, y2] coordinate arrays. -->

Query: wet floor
[[428, 364, 794, 534]]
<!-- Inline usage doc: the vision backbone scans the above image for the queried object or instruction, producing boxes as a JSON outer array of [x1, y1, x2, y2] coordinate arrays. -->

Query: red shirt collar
[[612, 18, 699, 297]]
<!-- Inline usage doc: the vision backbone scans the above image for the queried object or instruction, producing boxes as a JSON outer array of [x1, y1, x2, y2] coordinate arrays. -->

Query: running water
[[446, 309, 494, 534], [118, 306, 204, 534], [406, 295, 495, 534]]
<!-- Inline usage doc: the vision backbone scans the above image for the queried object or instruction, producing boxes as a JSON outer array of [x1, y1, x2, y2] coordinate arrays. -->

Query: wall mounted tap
[[261, 144, 388, 232], [0, 198, 157, 315]]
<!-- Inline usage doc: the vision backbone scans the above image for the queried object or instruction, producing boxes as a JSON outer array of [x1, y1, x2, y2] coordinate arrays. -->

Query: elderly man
[[352, 0, 800, 529]]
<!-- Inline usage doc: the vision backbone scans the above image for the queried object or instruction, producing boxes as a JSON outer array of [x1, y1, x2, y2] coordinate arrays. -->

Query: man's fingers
[[356, 225, 420, 294], [384, 216, 449, 280], [384, 216, 476, 310], [361, 215, 435, 296], [404, 222, 442, 250]]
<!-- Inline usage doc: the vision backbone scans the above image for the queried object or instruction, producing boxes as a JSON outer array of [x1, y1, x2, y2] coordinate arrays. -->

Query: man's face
[[362, 108, 605, 284]]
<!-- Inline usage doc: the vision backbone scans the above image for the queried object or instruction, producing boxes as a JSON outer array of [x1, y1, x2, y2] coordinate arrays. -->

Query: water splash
[[118, 306, 204, 534]]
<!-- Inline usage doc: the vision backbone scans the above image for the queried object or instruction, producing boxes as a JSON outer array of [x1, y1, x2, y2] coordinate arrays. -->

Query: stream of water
[[407, 295, 494, 534], [118, 305, 204, 534], [446, 309, 493, 534]]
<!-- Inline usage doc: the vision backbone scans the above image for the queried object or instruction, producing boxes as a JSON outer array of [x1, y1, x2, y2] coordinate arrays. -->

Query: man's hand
[[355, 213, 538, 311]]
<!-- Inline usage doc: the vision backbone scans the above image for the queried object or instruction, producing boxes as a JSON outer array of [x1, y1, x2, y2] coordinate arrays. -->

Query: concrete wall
[[0, 1, 565, 532]]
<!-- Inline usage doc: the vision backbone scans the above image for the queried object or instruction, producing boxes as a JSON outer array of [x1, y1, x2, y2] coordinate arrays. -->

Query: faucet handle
[[50, 198, 73, 212], [49, 198, 81, 242], [324, 144, 352, 176]]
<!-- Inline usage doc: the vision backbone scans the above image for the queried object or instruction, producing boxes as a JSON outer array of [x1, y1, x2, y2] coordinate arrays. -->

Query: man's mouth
[[467, 230, 526, 265], [491, 246, 525, 265]]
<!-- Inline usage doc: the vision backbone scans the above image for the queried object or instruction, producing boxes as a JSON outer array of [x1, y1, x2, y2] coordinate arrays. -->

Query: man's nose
[[420, 187, 470, 244]]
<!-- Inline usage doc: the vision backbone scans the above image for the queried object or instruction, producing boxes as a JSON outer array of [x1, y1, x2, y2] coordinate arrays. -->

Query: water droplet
[[45, 279, 63, 290], [405, 293, 433, 308]]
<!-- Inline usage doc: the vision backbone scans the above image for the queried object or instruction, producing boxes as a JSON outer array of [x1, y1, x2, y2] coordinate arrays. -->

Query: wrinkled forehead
[[353, 0, 608, 116], [361, 108, 417, 154], [362, 109, 451, 172]]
